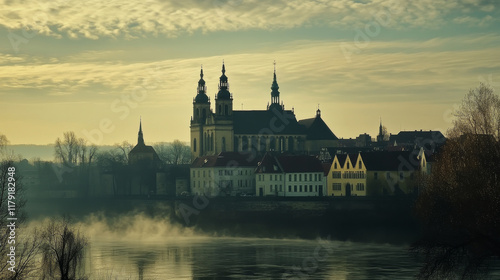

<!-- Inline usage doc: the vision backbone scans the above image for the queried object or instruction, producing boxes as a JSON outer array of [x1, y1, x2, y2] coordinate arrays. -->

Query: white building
[[190, 152, 259, 197], [255, 153, 326, 197]]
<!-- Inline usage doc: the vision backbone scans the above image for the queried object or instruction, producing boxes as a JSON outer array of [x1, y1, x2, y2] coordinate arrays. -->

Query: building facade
[[255, 153, 325, 197], [327, 150, 427, 196], [190, 63, 337, 159]]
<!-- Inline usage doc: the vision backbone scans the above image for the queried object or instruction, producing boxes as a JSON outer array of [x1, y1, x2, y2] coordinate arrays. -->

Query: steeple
[[216, 61, 231, 100], [268, 61, 284, 111], [194, 66, 209, 103], [138, 117, 145, 146], [316, 104, 321, 117]]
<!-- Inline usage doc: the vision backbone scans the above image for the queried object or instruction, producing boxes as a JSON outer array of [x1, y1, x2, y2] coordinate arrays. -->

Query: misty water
[[81, 236, 421, 280]]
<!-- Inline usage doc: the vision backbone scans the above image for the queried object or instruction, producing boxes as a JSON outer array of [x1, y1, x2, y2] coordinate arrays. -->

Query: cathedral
[[190, 63, 338, 159]]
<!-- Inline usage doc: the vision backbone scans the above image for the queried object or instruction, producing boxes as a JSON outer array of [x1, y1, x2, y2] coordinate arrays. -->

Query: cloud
[[0, 0, 497, 39]]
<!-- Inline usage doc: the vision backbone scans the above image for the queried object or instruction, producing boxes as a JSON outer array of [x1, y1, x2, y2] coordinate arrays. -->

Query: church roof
[[298, 114, 338, 140], [191, 152, 261, 168], [129, 144, 159, 159], [233, 110, 306, 135]]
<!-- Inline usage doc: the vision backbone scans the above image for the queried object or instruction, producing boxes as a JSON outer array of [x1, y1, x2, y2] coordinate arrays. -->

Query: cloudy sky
[[0, 0, 499, 145]]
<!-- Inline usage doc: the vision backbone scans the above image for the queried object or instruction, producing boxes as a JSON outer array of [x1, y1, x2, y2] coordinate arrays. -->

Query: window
[[270, 185, 273, 192], [315, 185, 318, 192], [294, 186, 297, 192], [309, 174, 312, 181], [334, 162, 337, 169], [275, 175, 278, 181], [374, 172, 378, 180], [299, 174, 302, 181], [289, 174, 292, 181], [305, 174, 307, 182], [314, 174, 318, 181], [193, 171, 195, 178], [288, 185, 292, 192], [280, 175, 282, 181], [347, 162, 350, 169], [332, 171, 341, 179], [359, 161, 363, 169], [332, 183, 342, 191], [299, 185, 302, 192], [356, 183, 365, 191], [198, 171, 200, 177], [309, 185, 313, 192], [294, 174, 297, 181]]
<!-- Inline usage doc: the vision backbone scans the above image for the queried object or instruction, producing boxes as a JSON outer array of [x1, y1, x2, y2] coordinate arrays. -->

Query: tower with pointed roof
[[215, 62, 233, 117], [268, 61, 284, 111], [129, 118, 160, 166]]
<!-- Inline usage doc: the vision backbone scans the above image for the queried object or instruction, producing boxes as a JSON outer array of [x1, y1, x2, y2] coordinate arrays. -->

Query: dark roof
[[389, 130, 446, 148], [298, 115, 338, 140], [233, 110, 305, 135], [256, 153, 324, 173], [191, 152, 261, 168], [129, 144, 159, 158], [321, 162, 332, 176], [359, 151, 422, 171], [194, 93, 209, 103], [326, 147, 374, 155], [335, 154, 348, 166]]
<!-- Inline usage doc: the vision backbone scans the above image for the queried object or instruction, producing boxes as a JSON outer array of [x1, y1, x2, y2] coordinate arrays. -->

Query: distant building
[[255, 152, 325, 197], [190, 63, 337, 159], [190, 152, 260, 197], [327, 150, 427, 196], [128, 119, 161, 167], [388, 130, 446, 153]]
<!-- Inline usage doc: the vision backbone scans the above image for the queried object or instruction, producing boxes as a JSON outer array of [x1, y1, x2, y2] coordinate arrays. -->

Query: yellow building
[[327, 150, 426, 196]]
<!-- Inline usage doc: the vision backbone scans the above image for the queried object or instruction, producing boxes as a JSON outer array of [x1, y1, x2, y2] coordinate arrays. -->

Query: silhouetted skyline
[[1, 0, 499, 145]]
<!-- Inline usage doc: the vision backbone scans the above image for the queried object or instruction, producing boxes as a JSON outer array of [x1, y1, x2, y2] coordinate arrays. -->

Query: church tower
[[215, 62, 233, 117], [211, 62, 234, 154], [267, 62, 284, 111], [191, 67, 211, 159]]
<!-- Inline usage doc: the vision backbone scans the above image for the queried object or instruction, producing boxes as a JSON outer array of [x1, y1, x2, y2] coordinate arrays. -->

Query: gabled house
[[327, 150, 426, 196], [255, 152, 325, 197]]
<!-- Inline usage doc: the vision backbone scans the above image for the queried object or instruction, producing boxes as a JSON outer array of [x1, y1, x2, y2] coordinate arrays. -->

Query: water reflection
[[85, 237, 433, 280]]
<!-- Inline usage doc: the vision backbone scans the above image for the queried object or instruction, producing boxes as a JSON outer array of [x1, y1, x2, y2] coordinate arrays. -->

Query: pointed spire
[[316, 104, 321, 117], [269, 61, 282, 111], [216, 61, 231, 99], [138, 117, 145, 146], [222, 60, 225, 75]]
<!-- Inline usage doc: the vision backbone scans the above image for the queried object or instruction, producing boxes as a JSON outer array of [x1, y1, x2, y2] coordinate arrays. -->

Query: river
[[82, 236, 423, 280]]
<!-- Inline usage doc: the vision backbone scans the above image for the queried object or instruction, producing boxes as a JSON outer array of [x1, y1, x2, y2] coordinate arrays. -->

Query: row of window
[[192, 169, 253, 178], [267, 184, 322, 193], [331, 183, 365, 191], [257, 173, 323, 182]]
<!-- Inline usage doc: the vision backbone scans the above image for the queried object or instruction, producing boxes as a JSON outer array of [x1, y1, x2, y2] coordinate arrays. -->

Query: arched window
[[288, 136, 294, 152], [269, 137, 276, 151], [202, 108, 206, 119], [218, 104, 221, 115], [242, 136, 249, 151], [194, 138, 197, 152], [210, 132, 214, 151], [234, 136, 239, 151], [225, 104, 229, 115]]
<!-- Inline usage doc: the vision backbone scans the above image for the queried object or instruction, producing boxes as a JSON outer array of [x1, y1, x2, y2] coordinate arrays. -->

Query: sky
[[0, 0, 499, 145]]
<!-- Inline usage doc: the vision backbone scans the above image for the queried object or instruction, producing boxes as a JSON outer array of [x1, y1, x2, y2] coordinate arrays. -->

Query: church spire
[[138, 117, 145, 146], [194, 65, 209, 103], [216, 61, 231, 100], [268, 61, 283, 111]]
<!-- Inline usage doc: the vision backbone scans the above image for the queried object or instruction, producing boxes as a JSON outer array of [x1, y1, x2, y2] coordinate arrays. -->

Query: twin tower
[[190, 63, 337, 159]]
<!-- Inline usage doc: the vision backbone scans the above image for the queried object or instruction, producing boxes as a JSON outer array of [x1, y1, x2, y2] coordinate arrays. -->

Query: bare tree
[[115, 141, 133, 163], [40, 217, 88, 280], [154, 140, 191, 165], [0, 135, 41, 279], [54, 132, 97, 167], [412, 83, 500, 279], [449, 83, 500, 140]]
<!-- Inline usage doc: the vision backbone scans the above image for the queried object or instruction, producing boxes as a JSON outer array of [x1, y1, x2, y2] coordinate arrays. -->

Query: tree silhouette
[[412, 84, 500, 279], [40, 217, 88, 280]]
